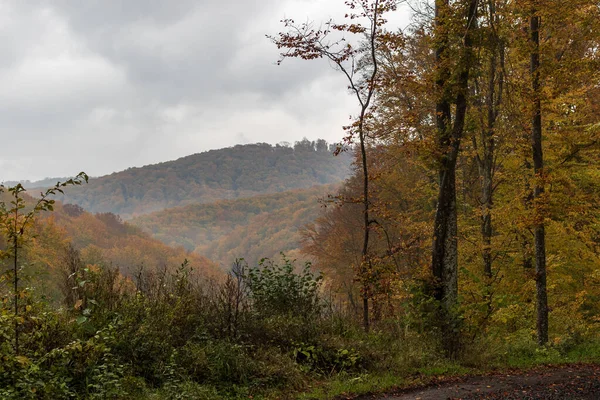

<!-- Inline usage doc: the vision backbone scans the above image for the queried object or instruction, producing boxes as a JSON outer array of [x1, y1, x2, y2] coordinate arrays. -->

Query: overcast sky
[[0, 1, 410, 181]]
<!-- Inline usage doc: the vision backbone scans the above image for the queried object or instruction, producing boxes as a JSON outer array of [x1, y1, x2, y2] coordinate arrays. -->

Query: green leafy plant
[[246, 254, 323, 319]]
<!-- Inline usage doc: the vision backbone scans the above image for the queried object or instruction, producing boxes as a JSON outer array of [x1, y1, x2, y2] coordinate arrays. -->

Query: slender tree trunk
[[530, 10, 548, 346], [356, 0, 382, 333], [521, 159, 534, 271], [479, 58, 496, 311], [521, 233, 534, 269], [13, 236, 19, 356], [432, 0, 478, 356], [481, 49, 500, 281], [432, 0, 454, 306], [481, 174, 493, 278], [360, 127, 371, 333], [479, 3, 504, 309]]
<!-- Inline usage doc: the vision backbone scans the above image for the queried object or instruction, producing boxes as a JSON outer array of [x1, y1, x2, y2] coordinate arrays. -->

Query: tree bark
[[530, 11, 548, 346]]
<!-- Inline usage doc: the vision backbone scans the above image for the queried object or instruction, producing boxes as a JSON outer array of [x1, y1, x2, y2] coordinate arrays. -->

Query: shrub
[[246, 255, 323, 319]]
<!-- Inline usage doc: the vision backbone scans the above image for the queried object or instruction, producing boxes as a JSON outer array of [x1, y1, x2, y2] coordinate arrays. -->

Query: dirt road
[[358, 364, 600, 400]]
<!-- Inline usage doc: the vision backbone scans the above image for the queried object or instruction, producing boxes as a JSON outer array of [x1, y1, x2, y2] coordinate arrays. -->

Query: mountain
[[42, 140, 351, 219], [131, 184, 339, 268]]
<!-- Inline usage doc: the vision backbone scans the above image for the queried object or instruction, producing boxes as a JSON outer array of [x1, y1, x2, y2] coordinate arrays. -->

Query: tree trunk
[[14, 236, 19, 356], [432, 0, 478, 356], [530, 11, 548, 346], [478, 3, 504, 309], [361, 128, 371, 333], [479, 60, 496, 310], [432, 157, 459, 309], [432, 0, 452, 303], [481, 50, 499, 282]]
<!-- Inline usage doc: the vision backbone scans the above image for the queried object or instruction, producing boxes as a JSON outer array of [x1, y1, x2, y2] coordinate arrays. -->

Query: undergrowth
[[1, 255, 599, 399]]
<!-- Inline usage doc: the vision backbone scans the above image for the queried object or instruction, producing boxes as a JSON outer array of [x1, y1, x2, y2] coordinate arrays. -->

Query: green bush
[[246, 255, 323, 319]]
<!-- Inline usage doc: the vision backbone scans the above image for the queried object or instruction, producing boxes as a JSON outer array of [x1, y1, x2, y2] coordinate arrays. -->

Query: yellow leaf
[[15, 355, 30, 366]]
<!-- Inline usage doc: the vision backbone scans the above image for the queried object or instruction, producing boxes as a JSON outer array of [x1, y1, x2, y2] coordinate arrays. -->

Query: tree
[[528, 2, 548, 346], [270, 0, 397, 331], [458, 0, 507, 322], [476, 0, 504, 286], [0, 173, 88, 354], [506, 0, 600, 346]]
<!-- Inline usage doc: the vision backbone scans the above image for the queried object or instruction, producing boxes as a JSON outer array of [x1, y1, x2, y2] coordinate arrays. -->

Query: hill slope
[[20, 200, 221, 303], [131, 184, 339, 268], [46, 203, 219, 276], [44, 141, 351, 219]]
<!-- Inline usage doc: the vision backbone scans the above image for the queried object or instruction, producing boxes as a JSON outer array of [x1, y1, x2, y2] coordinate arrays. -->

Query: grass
[[295, 364, 474, 400], [297, 373, 407, 400]]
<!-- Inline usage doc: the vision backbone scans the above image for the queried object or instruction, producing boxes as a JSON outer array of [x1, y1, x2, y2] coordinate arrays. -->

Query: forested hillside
[[44, 140, 351, 219], [6, 194, 220, 303], [132, 184, 339, 267], [46, 202, 219, 278]]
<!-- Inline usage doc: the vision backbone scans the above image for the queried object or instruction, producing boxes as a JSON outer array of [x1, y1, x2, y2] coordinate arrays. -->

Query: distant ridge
[[37, 140, 352, 219], [3, 177, 70, 189]]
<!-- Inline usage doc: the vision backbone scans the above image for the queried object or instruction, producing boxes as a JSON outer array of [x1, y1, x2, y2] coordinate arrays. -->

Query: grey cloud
[[48, 0, 333, 103], [0, 0, 400, 181]]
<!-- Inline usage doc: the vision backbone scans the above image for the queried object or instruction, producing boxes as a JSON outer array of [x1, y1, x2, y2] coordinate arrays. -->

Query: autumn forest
[[1, 0, 599, 399]]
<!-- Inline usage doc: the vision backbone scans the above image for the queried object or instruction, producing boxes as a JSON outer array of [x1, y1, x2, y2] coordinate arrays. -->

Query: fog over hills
[[131, 184, 339, 268]]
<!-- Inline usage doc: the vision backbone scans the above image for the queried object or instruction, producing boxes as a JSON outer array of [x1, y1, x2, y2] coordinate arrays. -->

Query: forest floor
[[355, 364, 600, 400]]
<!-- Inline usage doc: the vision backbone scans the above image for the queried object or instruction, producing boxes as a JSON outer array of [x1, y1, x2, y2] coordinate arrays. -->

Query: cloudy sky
[[0, 1, 410, 181]]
